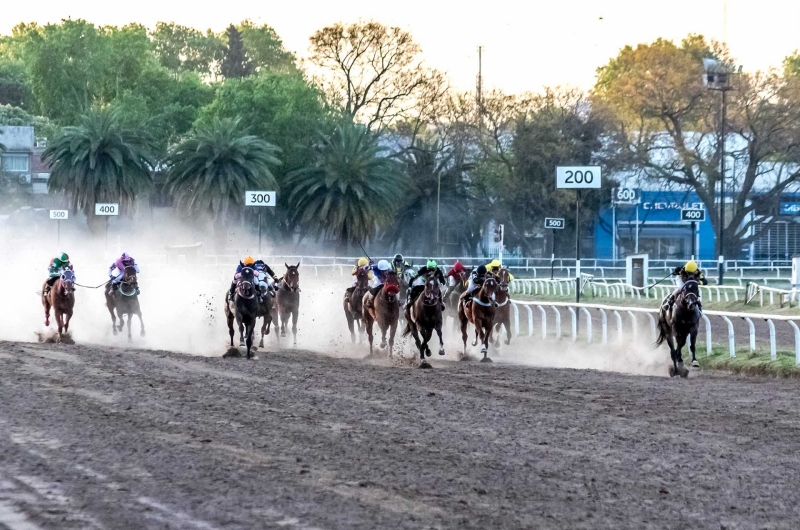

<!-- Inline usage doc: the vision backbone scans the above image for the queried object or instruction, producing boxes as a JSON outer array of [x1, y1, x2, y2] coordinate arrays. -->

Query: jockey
[[461, 264, 489, 305], [485, 259, 514, 281], [229, 256, 257, 300], [407, 260, 446, 309], [663, 260, 708, 310], [351, 257, 373, 286], [392, 254, 409, 274], [253, 259, 279, 296], [446, 261, 466, 288], [45, 253, 74, 296], [368, 259, 392, 296], [108, 253, 140, 295]]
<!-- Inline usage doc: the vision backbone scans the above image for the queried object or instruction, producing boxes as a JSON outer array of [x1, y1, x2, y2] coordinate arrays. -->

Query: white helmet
[[377, 260, 391, 271]]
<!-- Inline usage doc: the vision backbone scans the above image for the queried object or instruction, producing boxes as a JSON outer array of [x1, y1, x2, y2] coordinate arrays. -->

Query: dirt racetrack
[[1, 341, 800, 529]]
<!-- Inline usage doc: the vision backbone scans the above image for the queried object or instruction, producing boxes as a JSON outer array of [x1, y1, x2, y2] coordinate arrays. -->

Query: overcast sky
[[3, 0, 798, 93]]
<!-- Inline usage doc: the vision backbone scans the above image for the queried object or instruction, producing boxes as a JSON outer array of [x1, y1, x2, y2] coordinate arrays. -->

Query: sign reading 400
[[245, 191, 276, 207], [95, 203, 119, 216], [556, 166, 602, 189]]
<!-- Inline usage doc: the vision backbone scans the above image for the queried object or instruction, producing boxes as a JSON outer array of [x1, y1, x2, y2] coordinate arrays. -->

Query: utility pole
[[476, 46, 483, 113]]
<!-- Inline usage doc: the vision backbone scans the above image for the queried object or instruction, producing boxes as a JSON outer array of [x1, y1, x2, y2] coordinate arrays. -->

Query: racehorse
[[397, 266, 416, 327], [105, 265, 145, 341], [492, 267, 512, 346], [655, 278, 701, 378], [458, 276, 498, 362], [224, 267, 260, 359], [255, 280, 274, 349], [42, 270, 75, 341], [344, 268, 370, 343], [276, 263, 301, 345], [362, 270, 400, 357], [444, 267, 472, 331], [403, 271, 445, 368]]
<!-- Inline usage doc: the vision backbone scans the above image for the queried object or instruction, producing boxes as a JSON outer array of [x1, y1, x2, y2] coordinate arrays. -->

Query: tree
[[220, 25, 252, 79], [150, 22, 223, 77], [43, 108, 155, 233], [165, 118, 280, 223], [308, 21, 446, 133], [238, 20, 297, 74], [595, 35, 800, 257], [285, 123, 405, 246], [0, 104, 60, 141]]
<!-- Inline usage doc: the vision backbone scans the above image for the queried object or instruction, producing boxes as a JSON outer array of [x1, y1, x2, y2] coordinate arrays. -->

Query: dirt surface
[[2, 341, 800, 529]]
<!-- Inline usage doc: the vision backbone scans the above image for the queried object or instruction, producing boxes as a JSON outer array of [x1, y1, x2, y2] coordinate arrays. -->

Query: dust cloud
[[0, 212, 668, 375]]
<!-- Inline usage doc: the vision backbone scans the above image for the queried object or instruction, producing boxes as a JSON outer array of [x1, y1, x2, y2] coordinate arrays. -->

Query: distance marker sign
[[544, 217, 565, 229], [245, 191, 276, 206], [95, 203, 119, 216], [49, 210, 69, 220], [680, 208, 706, 222], [556, 166, 602, 189]]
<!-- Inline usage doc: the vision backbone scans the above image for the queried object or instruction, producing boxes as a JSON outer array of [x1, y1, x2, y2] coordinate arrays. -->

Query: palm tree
[[393, 139, 475, 255], [165, 118, 280, 222], [285, 123, 405, 247], [44, 108, 155, 232]]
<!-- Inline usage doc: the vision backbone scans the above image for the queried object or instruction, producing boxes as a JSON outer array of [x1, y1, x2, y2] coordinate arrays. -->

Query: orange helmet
[[243, 256, 255, 266]]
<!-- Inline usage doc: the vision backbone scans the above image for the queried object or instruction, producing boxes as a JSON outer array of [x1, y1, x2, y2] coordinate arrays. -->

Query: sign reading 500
[[245, 191, 276, 207], [556, 166, 602, 189]]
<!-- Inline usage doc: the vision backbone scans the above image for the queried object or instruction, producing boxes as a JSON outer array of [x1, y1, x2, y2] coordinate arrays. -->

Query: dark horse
[[42, 270, 75, 341], [276, 263, 301, 345], [458, 276, 498, 362], [655, 279, 701, 378], [255, 278, 274, 349], [444, 267, 472, 332], [105, 265, 145, 341], [492, 268, 512, 346], [225, 267, 260, 359], [344, 268, 370, 343], [363, 270, 400, 357], [403, 272, 445, 368]]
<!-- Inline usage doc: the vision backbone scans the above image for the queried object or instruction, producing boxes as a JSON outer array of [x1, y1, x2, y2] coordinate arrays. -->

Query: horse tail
[[654, 309, 669, 347]]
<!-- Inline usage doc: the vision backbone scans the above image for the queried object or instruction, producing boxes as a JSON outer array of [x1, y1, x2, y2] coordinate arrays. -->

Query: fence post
[[598, 308, 608, 344], [766, 319, 777, 361], [743, 317, 756, 352], [613, 310, 623, 342], [645, 313, 656, 342], [788, 321, 800, 366], [580, 308, 592, 343], [721, 316, 736, 358], [550, 306, 561, 340], [701, 314, 712, 356], [525, 305, 534, 337], [537, 305, 547, 339], [512, 303, 520, 337], [567, 307, 577, 341], [627, 311, 638, 341]]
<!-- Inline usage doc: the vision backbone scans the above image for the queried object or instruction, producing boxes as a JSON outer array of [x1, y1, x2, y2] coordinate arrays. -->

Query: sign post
[[50, 210, 69, 247], [544, 218, 565, 280], [95, 203, 119, 251], [680, 208, 706, 260], [245, 191, 276, 255], [556, 166, 601, 306], [611, 188, 641, 261]]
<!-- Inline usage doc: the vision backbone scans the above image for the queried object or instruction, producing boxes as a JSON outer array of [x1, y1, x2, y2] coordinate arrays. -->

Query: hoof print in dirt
[[223, 347, 243, 358], [480, 357, 494, 364], [418, 360, 433, 369]]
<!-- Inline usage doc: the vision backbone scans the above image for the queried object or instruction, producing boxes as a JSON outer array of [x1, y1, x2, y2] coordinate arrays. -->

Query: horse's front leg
[[116, 307, 125, 332], [665, 329, 679, 377], [127, 313, 133, 342], [435, 320, 445, 356], [43, 298, 51, 328], [504, 315, 512, 345], [280, 308, 288, 337], [379, 321, 388, 350], [421, 326, 433, 358], [365, 316, 375, 356], [675, 333, 689, 378], [237, 315, 245, 347], [388, 321, 398, 358], [690, 325, 699, 367], [106, 299, 117, 335], [63, 311, 72, 335], [259, 317, 267, 348], [246, 321, 255, 359], [55, 311, 64, 340], [291, 307, 299, 345], [137, 311, 146, 337]]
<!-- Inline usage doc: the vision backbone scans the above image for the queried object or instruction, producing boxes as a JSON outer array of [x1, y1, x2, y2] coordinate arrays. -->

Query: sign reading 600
[[245, 191, 276, 207]]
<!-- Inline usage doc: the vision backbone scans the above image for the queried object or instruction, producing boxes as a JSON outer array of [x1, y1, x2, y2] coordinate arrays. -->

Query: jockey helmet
[[684, 260, 698, 273], [477, 265, 487, 276], [377, 260, 391, 271], [121, 252, 130, 261], [243, 256, 255, 266], [453, 261, 464, 273], [393, 254, 403, 263], [427, 259, 437, 268], [489, 259, 501, 269], [357, 257, 369, 267], [60, 252, 69, 262]]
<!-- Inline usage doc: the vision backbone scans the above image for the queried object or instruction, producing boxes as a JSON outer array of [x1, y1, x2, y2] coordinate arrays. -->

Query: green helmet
[[60, 252, 69, 262], [427, 259, 437, 268]]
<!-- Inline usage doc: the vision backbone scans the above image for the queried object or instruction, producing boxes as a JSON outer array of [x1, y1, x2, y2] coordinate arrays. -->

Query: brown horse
[[403, 271, 445, 368], [362, 270, 400, 357], [105, 265, 145, 341], [42, 270, 75, 341], [276, 263, 301, 345], [344, 268, 370, 343], [444, 267, 472, 331], [458, 276, 498, 362], [492, 267, 512, 346]]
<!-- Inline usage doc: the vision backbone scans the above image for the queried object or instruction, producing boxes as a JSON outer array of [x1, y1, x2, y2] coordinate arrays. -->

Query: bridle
[[680, 279, 700, 309], [59, 271, 75, 295], [472, 277, 497, 307], [282, 267, 300, 292], [421, 274, 440, 307], [236, 268, 257, 300]]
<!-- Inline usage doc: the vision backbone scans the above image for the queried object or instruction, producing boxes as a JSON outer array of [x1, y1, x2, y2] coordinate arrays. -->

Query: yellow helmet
[[243, 256, 255, 266], [357, 257, 369, 267], [489, 259, 501, 269], [684, 260, 698, 273]]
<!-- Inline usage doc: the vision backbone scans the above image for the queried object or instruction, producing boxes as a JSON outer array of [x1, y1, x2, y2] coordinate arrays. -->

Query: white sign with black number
[[544, 217, 565, 229], [49, 210, 69, 220], [95, 203, 119, 216], [612, 187, 641, 204], [680, 208, 706, 222], [556, 166, 602, 189], [245, 191, 276, 207]]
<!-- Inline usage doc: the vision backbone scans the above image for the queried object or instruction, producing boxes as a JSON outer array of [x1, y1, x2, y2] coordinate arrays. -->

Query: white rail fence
[[503, 300, 800, 365]]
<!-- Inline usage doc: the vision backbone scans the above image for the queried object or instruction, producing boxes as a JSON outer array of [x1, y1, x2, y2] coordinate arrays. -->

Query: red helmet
[[453, 261, 464, 273]]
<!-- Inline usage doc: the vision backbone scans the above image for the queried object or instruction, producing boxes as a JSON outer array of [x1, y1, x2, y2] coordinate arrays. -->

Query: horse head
[[236, 267, 257, 299], [355, 267, 370, 288], [402, 267, 416, 287], [382, 270, 400, 301], [60, 270, 75, 295], [680, 279, 700, 311], [480, 276, 498, 302], [496, 268, 510, 292], [283, 262, 300, 291], [421, 272, 441, 307]]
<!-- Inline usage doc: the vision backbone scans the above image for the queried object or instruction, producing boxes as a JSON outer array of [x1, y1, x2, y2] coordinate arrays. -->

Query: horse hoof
[[692, 360, 700, 368], [419, 361, 433, 369], [668, 364, 676, 378], [439, 348, 445, 356], [112, 328, 117, 336], [425, 349, 432, 358], [480, 357, 493, 363]]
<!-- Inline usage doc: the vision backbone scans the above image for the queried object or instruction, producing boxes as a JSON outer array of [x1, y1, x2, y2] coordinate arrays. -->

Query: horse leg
[[107, 299, 117, 335], [459, 312, 469, 356], [665, 330, 679, 377], [43, 297, 51, 328], [690, 326, 699, 368], [63, 311, 72, 335], [379, 320, 388, 350], [259, 317, 267, 348], [227, 310, 235, 347], [365, 316, 375, 356], [291, 306, 298, 345], [55, 310, 64, 341], [237, 314, 245, 347], [388, 321, 397, 358], [480, 323, 493, 363], [504, 315, 512, 345], [676, 333, 689, 378], [116, 306, 125, 332], [435, 321, 445, 356], [246, 321, 255, 359], [280, 308, 287, 338], [137, 310, 146, 337], [127, 312, 133, 342], [421, 327, 433, 358]]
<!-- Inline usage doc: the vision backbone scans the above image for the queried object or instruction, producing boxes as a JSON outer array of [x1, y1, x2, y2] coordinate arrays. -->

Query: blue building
[[595, 190, 716, 261]]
